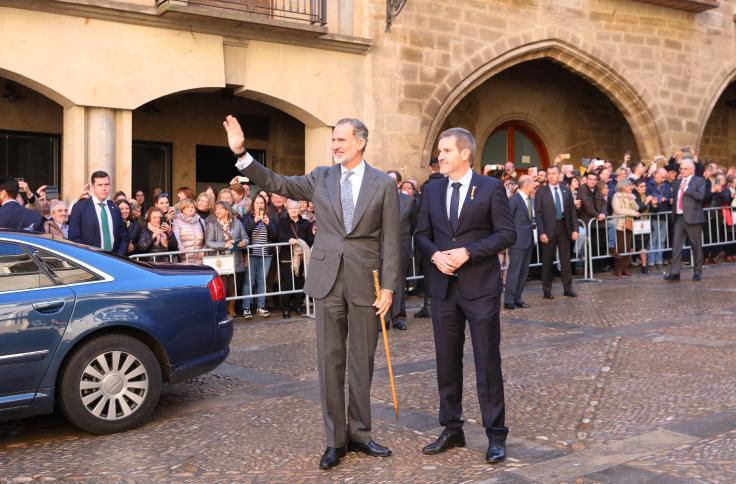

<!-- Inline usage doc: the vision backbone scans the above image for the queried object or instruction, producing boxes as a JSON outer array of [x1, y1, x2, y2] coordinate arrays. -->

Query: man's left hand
[[373, 289, 393, 318], [443, 248, 470, 270], [571, 231, 579, 241]]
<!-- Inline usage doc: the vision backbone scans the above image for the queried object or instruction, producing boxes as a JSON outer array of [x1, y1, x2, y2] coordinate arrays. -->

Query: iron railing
[[158, 0, 327, 26]]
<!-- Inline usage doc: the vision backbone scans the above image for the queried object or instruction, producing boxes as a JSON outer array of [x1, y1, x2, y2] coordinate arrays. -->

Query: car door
[[0, 241, 76, 407]]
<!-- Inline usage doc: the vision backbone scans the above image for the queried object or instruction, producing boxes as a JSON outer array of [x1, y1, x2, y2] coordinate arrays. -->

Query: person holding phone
[[0, 176, 45, 231], [137, 207, 177, 261], [242, 194, 278, 318]]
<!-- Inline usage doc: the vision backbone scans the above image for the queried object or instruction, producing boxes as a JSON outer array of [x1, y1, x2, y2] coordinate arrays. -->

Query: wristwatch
[[233, 149, 247, 158]]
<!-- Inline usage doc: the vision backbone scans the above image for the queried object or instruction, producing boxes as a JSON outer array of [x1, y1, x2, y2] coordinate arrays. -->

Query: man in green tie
[[504, 175, 537, 310], [69, 171, 129, 255]]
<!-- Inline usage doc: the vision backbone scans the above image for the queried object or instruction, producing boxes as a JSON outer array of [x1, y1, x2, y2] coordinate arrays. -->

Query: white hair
[[680, 158, 695, 169]]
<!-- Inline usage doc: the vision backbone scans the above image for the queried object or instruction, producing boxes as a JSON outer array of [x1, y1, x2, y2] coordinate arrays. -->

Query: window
[[0, 130, 61, 189], [132, 141, 172, 200], [32, 249, 100, 285], [481, 122, 549, 170], [0, 242, 55, 292]]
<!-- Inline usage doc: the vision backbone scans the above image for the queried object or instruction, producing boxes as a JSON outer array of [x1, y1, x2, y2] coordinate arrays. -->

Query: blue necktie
[[341, 171, 355, 233], [450, 182, 461, 231], [553, 186, 563, 220]]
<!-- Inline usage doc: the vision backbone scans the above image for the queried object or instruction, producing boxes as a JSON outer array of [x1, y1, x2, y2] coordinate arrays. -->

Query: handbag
[[625, 218, 633, 232], [721, 204, 733, 227], [202, 252, 235, 275], [289, 223, 304, 277]]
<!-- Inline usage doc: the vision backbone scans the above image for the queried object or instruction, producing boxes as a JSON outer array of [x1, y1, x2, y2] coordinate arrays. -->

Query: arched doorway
[[482, 121, 549, 171]]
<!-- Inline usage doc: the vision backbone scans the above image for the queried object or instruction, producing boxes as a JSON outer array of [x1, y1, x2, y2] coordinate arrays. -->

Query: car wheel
[[59, 334, 162, 434]]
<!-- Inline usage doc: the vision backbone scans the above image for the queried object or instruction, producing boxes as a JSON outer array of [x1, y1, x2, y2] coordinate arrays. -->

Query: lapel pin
[[470, 186, 477, 200]]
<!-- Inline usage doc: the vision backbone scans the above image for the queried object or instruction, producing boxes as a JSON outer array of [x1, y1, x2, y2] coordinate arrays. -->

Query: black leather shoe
[[692, 274, 702, 282], [414, 307, 430, 318], [347, 440, 392, 457], [393, 319, 407, 330], [422, 429, 466, 455], [543, 292, 554, 300], [319, 447, 346, 469], [515, 301, 530, 308], [486, 440, 506, 464], [563, 290, 577, 298], [503, 303, 516, 310], [663, 273, 680, 281]]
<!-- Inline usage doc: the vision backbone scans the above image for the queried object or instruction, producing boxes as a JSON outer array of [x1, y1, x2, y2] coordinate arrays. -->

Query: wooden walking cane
[[372, 270, 399, 419]]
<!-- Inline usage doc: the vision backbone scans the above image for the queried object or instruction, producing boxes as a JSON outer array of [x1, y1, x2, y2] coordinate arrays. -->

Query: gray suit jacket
[[509, 192, 534, 249], [240, 160, 401, 305], [672, 176, 706, 225]]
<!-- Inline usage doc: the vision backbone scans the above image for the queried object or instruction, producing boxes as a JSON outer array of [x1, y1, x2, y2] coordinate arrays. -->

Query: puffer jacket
[[173, 213, 205, 263]]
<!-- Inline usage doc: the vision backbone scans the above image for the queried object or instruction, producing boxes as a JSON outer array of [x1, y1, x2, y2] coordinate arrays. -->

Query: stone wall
[[363, 0, 736, 181]]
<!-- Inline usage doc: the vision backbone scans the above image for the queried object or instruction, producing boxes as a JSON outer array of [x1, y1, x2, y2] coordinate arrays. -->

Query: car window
[[0, 241, 55, 292], [32, 248, 102, 285]]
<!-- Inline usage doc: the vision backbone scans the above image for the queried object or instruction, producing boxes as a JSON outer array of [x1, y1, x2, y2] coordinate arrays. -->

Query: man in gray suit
[[504, 175, 536, 310], [224, 115, 400, 469], [664, 158, 706, 282]]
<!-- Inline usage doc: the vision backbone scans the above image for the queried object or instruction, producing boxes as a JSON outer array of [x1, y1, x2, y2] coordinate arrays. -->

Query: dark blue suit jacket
[[509, 192, 534, 249], [68, 197, 128, 255], [415, 172, 516, 300], [0, 201, 44, 232]]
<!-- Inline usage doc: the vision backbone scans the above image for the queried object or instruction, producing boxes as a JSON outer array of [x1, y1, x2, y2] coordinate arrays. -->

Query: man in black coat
[[0, 176, 44, 232], [68, 171, 129, 256], [387, 177, 417, 330], [535, 165, 578, 299], [415, 127, 516, 464], [504, 175, 536, 310], [664, 158, 706, 281], [415, 157, 445, 319]]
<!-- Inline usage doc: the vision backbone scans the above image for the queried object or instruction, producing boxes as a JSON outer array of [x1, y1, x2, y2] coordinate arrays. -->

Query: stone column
[[337, 0, 353, 36], [305, 126, 333, 173], [115, 110, 133, 198], [62, 105, 87, 203], [86, 107, 116, 188]]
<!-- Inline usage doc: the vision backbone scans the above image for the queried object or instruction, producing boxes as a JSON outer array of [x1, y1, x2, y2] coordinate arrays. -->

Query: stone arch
[[0, 67, 73, 108], [695, 61, 736, 149], [421, 30, 664, 164], [236, 89, 329, 128]]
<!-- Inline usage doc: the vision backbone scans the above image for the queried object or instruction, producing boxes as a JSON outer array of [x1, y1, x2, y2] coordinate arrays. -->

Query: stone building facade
[[0, 0, 735, 200]]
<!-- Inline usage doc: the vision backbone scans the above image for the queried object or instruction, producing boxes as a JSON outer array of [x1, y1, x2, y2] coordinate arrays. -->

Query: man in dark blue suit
[[0, 176, 44, 232], [68, 171, 128, 256], [504, 175, 536, 310], [415, 127, 516, 464]]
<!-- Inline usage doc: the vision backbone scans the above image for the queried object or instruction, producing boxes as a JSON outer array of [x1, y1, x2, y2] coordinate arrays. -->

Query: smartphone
[[45, 185, 60, 200], [129, 200, 138, 211], [238, 176, 249, 183], [560, 153, 571, 160]]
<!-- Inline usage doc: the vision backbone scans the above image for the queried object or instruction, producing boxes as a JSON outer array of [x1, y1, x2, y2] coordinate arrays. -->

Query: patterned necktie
[[526, 196, 533, 220], [553, 186, 563, 220], [449, 182, 461, 231], [341, 171, 355, 233], [98, 202, 113, 251]]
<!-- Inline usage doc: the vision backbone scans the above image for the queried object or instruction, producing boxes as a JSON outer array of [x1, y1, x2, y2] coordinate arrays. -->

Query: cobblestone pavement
[[2, 264, 736, 483]]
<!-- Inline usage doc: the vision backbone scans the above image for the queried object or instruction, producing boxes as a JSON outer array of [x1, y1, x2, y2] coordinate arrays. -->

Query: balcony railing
[[632, 0, 719, 13], [157, 0, 327, 26]]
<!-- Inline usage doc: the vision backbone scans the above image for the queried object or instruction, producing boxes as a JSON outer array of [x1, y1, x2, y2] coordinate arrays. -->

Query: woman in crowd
[[633, 179, 653, 273], [137, 207, 178, 261], [243, 194, 277, 318], [218, 188, 234, 205], [176, 187, 195, 202], [154, 192, 176, 229], [116, 199, 141, 255], [276, 199, 314, 318], [196, 192, 214, 220], [173, 198, 205, 264], [611, 179, 640, 277], [44, 200, 69, 239], [705, 173, 734, 264], [205, 201, 248, 317]]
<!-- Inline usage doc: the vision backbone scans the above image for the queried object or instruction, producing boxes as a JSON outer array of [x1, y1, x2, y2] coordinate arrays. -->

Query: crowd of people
[[1, 147, 734, 323]]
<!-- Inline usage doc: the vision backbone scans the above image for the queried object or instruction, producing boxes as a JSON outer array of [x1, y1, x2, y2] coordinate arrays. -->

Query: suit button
[[452, 237, 456, 241]]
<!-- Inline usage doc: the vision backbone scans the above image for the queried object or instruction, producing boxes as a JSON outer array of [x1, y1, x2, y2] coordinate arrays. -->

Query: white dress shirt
[[445, 168, 473, 220], [548, 183, 565, 214], [237, 152, 366, 206], [519, 190, 535, 219], [91, 195, 115, 249]]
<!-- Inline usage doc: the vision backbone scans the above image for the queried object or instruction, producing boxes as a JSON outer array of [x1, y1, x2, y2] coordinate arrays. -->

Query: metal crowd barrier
[[132, 242, 314, 318], [584, 206, 736, 279]]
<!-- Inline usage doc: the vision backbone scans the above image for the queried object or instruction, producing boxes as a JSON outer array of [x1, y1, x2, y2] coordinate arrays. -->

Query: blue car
[[0, 230, 233, 434]]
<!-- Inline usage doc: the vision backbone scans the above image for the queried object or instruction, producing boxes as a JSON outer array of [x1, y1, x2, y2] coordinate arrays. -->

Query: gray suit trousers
[[670, 214, 703, 276], [315, 261, 380, 447], [505, 246, 532, 306]]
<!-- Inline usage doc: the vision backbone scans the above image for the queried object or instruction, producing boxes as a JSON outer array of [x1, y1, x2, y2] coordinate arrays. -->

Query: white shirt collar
[[549, 182, 562, 190], [341, 160, 366, 177], [519, 191, 531, 202], [91, 195, 107, 206], [449, 168, 473, 186]]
